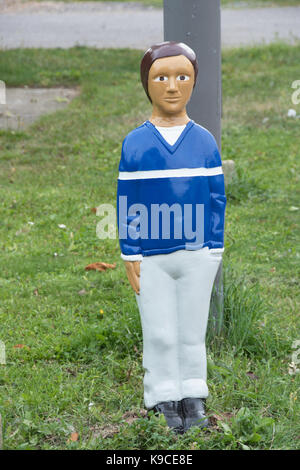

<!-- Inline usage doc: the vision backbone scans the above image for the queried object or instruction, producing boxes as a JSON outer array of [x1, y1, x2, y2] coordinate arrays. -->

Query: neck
[[149, 109, 190, 127]]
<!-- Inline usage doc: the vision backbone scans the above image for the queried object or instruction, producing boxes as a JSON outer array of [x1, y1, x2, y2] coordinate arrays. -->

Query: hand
[[124, 261, 141, 295]]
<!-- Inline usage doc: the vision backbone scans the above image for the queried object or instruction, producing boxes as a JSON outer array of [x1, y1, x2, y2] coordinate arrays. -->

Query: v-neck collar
[[145, 119, 194, 154]]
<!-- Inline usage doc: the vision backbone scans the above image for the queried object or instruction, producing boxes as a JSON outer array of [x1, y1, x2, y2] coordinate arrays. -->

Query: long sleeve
[[117, 138, 143, 261], [207, 140, 227, 251]]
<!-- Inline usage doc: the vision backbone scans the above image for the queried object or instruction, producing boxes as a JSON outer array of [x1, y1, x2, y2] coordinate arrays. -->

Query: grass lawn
[[0, 42, 299, 449], [36, 0, 300, 8]]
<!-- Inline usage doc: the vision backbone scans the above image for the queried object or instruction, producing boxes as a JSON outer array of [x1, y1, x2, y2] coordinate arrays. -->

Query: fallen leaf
[[85, 262, 116, 272], [33, 288, 39, 296], [90, 409, 147, 439], [210, 412, 234, 429], [69, 432, 79, 442], [122, 409, 147, 425], [91, 424, 120, 439], [122, 411, 139, 425], [78, 289, 87, 296], [246, 371, 259, 380], [65, 368, 77, 377], [91, 207, 97, 214]]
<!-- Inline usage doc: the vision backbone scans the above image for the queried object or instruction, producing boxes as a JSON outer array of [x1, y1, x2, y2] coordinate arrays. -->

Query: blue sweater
[[117, 120, 226, 260]]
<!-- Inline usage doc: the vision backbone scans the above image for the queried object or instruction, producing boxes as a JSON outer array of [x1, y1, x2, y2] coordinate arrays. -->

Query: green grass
[[0, 43, 299, 449], [36, 0, 300, 8]]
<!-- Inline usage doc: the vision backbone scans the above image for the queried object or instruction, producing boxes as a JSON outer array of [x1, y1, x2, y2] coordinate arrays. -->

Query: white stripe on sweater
[[118, 166, 223, 180]]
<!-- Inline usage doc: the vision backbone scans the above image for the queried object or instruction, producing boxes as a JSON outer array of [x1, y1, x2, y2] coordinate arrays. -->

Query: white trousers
[[135, 247, 222, 409]]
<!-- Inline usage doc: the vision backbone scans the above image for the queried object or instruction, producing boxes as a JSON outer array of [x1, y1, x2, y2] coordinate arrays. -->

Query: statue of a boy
[[117, 41, 226, 434]]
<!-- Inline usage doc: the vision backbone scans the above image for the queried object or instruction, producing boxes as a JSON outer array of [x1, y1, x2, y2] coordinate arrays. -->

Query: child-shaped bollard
[[117, 41, 226, 433]]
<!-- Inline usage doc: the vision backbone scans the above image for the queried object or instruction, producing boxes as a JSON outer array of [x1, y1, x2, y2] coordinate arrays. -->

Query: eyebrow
[[151, 67, 192, 76]]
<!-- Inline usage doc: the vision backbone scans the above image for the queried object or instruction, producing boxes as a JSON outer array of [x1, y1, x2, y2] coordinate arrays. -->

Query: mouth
[[164, 97, 181, 102]]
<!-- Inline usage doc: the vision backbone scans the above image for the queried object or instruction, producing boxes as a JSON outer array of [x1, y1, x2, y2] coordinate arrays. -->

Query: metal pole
[[163, 0, 224, 334], [163, 0, 221, 148]]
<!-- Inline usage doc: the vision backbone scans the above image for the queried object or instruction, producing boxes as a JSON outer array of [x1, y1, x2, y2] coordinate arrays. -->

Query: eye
[[177, 75, 190, 81], [154, 76, 168, 82]]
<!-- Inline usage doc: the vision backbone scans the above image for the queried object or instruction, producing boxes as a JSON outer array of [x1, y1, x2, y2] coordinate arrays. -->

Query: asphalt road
[[0, 1, 299, 49]]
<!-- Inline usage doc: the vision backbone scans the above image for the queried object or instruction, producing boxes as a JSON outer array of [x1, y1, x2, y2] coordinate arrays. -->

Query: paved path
[[0, 1, 299, 49]]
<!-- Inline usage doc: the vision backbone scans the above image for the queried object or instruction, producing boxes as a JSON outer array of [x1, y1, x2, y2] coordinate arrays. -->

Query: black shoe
[[181, 398, 209, 431], [148, 401, 184, 434]]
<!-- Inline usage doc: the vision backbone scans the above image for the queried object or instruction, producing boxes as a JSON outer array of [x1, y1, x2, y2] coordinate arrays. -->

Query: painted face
[[147, 54, 195, 117]]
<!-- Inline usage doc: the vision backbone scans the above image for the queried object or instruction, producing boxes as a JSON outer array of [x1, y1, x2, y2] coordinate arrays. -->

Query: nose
[[167, 76, 178, 92]]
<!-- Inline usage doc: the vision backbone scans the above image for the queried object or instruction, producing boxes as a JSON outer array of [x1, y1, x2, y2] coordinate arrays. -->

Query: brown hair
[[140, 41, 198, 103]]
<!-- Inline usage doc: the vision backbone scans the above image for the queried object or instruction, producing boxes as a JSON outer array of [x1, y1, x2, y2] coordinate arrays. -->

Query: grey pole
[[163, 0, 224, 334], [163, 0, 221, 149]]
